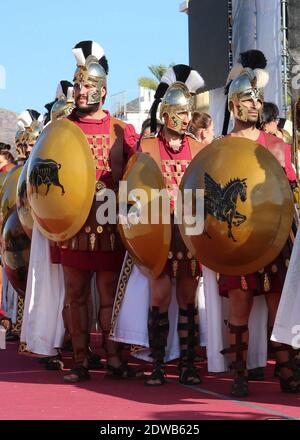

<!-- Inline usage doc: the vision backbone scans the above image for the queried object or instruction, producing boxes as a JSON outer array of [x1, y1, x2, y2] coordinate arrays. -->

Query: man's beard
[[246, 115, 259, 125], [75, 101, 100, 115]]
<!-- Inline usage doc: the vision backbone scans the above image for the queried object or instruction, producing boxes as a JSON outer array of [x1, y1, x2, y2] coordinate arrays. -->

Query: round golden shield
[[0, 171, 8, 240], [26, 119, 96, 241], [1, 207, 31, 297], [16, 161, 33, 239], [0, 165, 23, 231], [179, 137, 294, 275], [118, 152, 171, 279], [0, 171, 8, 188]]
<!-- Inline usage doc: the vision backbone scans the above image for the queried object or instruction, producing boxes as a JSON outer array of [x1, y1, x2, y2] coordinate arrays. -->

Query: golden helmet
[[228, 68, 269, 123], [159, 82, 193, 134], [51, 80, 74, 122], [15, 109, 43, 160], [72, 40, 108, 105], [149, 64, 204, 134]]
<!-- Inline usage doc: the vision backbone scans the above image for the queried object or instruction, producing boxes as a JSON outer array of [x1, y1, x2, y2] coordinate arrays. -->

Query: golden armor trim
[[240, 276, 248, 291], [89, 233, 96, 250], [172, 260, 178, 278], [263, 273, 271, 292], [191, 259, 197, 278]]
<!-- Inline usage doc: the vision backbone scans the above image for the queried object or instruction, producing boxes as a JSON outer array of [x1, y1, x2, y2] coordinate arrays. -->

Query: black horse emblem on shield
[[29, 158, 65, 196], [204, 172, 247, 242]]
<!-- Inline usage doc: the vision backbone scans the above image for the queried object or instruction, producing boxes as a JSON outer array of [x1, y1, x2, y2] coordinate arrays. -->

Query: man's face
[[241, 98, 262, 123], [177, 111, 189, 132], [26, 142, 35, 157], [232, 94, 262, 124], [74, 82, 106, 111], [74, 83, 95, 109], [165, 111, 189, 135]]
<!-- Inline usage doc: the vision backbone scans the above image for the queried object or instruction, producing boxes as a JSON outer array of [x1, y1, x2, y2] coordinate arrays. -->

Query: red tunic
[[158, 130, 192, 210], [53, 110, 138, 272], [219, 130, 295, 296], [143, 130, 201, 278], [0, 163, 15, 173]]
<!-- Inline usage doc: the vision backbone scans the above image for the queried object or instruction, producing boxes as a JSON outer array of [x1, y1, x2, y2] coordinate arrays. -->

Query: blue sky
[[0, 0, 188, 115]]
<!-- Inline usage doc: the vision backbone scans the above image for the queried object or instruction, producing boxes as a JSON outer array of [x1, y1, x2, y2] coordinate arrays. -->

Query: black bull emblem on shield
[[204, 172, 247, 242], [29, 158, 65, 196]]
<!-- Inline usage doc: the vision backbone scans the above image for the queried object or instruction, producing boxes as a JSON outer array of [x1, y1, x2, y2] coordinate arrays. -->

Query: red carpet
[[0, 341, 299, 420]]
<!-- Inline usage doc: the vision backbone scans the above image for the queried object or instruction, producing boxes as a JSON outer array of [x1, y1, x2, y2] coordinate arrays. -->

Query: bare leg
[[62, 266, 91, 382], [96, 271, 120, 367]]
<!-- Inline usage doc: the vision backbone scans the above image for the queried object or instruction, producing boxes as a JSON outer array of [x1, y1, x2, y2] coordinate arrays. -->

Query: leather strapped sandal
[[231, 376, 249, 397], [144, 366, 167, 386], [178, 305, 201, 386], [63, 365, 90, 383], [0, 316, 12, 331], [277, 362, 300, 393], [270, 343, 300, 393], [106, 363, 144, 379], [87, 350, 104, 370], [179, 364, 202, 385], [144, 307, 169, 386], [45, 354, 64, 371], [221, 323, 249, 397], [247, 367, 265, 381], [276, 361, 300, 393]]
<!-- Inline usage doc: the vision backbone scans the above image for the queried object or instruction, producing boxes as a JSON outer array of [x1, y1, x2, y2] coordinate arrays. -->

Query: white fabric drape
[[271, 227, 300, 348], [202, 266, 268, 372], [0, 327, 6, 349], [111, 263, 268, 371], [20, 224, 65, 356], [1, 269, 18, 324]]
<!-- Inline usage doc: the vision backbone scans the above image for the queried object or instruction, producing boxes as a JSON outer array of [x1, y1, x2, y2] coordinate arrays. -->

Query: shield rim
[[0, 165, 23, 232]]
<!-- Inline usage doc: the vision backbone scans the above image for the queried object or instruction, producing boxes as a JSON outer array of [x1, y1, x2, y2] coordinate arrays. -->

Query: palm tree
[[138, 63, 174, 90]]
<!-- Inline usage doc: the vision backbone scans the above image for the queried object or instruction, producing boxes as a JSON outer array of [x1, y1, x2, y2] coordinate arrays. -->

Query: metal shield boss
[[0, 165, 23, 232], [16, 161, 33, 239], [118, 152, 171, 278], [179, 137, 294, 275], [1, 207, 31, 297], [26, 119, 96, 241]]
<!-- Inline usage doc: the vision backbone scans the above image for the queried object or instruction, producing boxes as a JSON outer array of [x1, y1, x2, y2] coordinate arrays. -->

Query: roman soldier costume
[[181, 65, 299, 396], [119, 65, 206, 385], [26, 41, 138, 381]]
